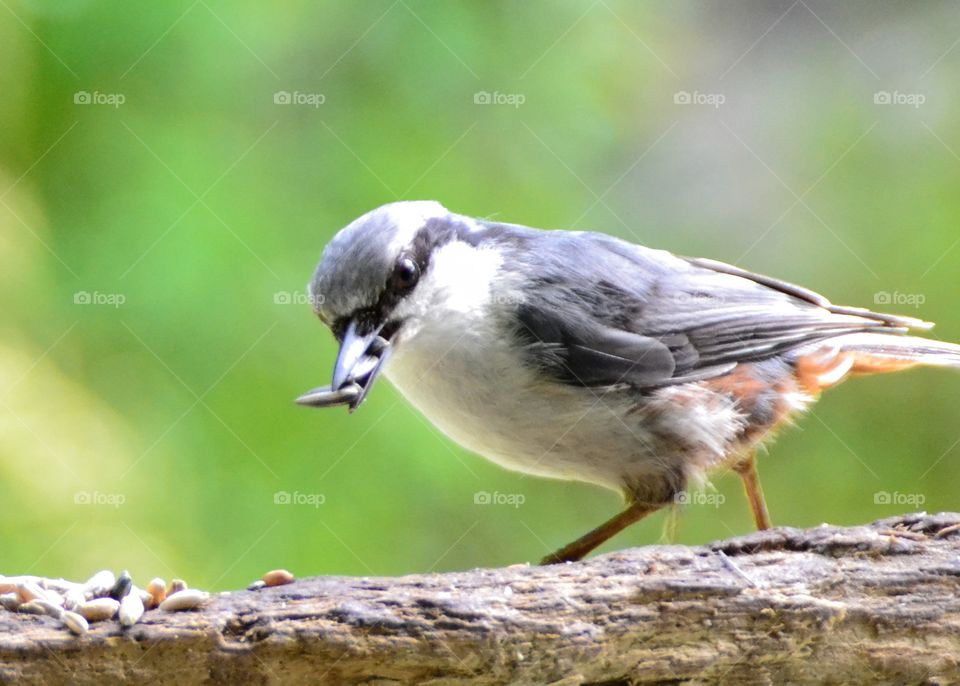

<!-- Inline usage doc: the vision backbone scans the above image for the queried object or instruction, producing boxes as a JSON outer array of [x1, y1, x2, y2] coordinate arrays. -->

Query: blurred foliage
[[1, 1, 959, 589]]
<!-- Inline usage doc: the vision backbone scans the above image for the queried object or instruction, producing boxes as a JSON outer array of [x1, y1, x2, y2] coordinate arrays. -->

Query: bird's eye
[[392, 255, 420, 290]]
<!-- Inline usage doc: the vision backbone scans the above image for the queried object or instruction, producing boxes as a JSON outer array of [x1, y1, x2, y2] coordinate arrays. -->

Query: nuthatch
[[299, 201, 960, 564]]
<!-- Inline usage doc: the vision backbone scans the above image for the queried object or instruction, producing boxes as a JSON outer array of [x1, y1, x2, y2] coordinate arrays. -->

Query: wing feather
[[506, 230, 928, 391]]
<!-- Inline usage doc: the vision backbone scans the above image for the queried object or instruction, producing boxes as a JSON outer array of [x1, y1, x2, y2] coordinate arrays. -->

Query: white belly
[[380, 240, 746, 495], [384, 312, 666, 493]]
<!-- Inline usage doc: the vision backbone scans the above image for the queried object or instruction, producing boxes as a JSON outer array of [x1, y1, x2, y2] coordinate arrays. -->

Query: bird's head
[[298, 200, 481, 410]]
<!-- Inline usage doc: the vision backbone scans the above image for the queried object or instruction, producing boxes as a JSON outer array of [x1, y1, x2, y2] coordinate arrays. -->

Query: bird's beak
[[296, 320, 393, 412]]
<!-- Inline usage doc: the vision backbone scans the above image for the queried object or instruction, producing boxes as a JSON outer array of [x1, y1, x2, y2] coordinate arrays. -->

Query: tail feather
[[832, 332, 960, 369], [792, 332, 960, 394]]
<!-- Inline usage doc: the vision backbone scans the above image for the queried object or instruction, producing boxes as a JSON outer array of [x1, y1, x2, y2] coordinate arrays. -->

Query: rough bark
[[3, 512, 960, 685]]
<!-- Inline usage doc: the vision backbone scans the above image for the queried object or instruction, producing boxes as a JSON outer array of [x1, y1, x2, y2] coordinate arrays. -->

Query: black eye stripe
[[331, 317, 349, 342], [335, 219, 461, 334], [338, 255, 425, 337]]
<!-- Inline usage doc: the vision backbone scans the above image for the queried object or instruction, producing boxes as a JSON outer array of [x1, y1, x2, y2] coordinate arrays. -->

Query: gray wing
[[509, 231, 929, 390]]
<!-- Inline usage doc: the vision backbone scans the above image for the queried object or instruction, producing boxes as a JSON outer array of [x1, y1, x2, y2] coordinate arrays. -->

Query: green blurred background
[[1, 1, 959, 589]]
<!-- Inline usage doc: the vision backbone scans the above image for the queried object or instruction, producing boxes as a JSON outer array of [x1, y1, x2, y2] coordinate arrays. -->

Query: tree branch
[[3, 512, 960, 685]]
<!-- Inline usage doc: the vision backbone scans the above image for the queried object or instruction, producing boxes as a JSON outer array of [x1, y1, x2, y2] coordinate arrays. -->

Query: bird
[[297, 200, 960, 564]]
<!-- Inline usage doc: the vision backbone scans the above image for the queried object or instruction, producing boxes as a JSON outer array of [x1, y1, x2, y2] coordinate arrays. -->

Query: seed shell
[[146, 578, 166, 608], [262, 569, 294, 587], [118, 592, 144, 627], [159, 588, 209, 612], [78, 597, 120, 622], [62, 611, 89, 636]]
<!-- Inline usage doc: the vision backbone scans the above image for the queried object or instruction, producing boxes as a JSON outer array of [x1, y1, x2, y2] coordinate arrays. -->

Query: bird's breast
[[382, 309, 666, 492]]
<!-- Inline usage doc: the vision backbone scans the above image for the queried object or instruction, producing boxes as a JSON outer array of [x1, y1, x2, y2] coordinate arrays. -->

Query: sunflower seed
[[168, 579, 188, 596], [34, 599, 64, 619], [82, 570, 115, 599], [0, 593, 20, 611], [146, 578, 166, 609], [262, 569, 294, 587], [246, 580, 266, 591], [78, 597, 120, 622], [62, 611, 89, 636], [16, 581, 47, 604], [18, 601, 48, 615], [295, 382, 361, 408], [42, 590, 65, 607], [118, 592, 144, 627], [39, 578, 77, 594], [109, 570, 132, 600], [0, 576, 40, 589], [131, 585, 152, 608], [159, 589, 208, 612], [63, 588, 86, 611]]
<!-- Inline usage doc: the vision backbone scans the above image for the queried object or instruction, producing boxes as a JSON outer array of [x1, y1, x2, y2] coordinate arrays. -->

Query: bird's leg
[[540, 501, 660, 565], [733, 453, 771, 530]]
